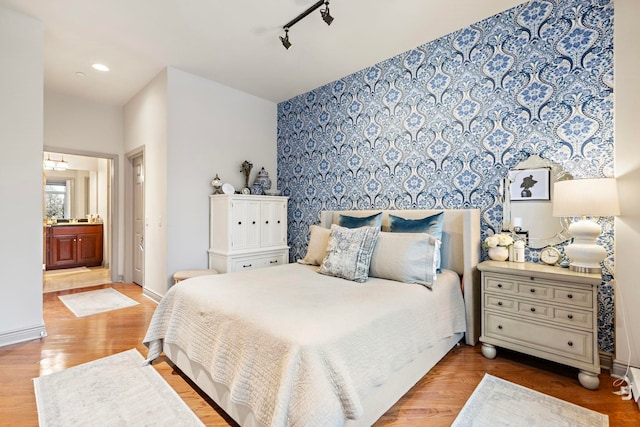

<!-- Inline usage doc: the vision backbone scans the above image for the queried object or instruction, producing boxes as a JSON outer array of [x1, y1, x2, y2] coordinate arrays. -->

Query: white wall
[[44, 91, 124, 276], [614, 0, 640, 372], [166, 67, 277, 286], [123, 70, 168, 299], [123, 67, 277, 297], [0, 6, 45, 345]]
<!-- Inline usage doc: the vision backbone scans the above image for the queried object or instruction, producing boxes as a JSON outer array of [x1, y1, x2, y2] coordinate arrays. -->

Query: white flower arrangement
[[484, 233, 514, 248]]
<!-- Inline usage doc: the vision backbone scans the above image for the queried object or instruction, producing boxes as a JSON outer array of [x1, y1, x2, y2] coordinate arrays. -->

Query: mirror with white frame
[[502, 155, 572, 249]]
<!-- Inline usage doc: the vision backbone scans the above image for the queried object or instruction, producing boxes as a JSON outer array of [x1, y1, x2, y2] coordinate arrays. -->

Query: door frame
[[43, 146, 119, 283], [124, 146, 145, 285]]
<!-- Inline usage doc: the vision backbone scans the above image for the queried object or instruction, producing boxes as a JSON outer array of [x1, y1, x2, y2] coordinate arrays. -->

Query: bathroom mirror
[[502, 155, 572, 249]]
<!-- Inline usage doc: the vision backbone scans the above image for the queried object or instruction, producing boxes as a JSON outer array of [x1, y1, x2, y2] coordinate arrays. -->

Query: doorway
[[42, 148, 118, 293]]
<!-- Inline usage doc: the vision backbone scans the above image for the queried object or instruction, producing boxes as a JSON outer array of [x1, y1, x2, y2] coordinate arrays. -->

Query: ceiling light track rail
[[279, 1, 333, 50]]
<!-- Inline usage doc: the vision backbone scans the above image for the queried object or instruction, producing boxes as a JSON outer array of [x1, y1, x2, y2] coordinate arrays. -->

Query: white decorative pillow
[[318, 224, 380, 282], [297, 225, 331, 266], [369, 232, 440, 289]]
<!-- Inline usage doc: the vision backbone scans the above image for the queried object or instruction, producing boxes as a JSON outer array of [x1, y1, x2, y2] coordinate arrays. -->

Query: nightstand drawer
[[516, 281, 552, 299], [484, 312, 594, 364], [484, 276, 516, 293], [554, 288, 592, 309], [554, 307, 593, 329], [516, 300, 552, 319], [485, 294, 517, 312]]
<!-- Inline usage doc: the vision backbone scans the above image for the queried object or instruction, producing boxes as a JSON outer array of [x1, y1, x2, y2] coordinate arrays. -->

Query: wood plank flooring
[[1, 282, 638, 426]]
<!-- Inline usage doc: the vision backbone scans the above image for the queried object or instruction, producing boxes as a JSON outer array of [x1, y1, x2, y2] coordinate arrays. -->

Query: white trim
[[0, 324, 47, 347], [143, 287, 162, 303]]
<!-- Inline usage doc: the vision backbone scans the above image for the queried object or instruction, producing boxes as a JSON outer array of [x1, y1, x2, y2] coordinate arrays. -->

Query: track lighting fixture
[[321, 2, 333, 26], [280, 28, 292, 49], [279, 0, 334, 50]]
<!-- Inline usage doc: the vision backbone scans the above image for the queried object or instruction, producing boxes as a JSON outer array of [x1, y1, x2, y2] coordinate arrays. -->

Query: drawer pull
[[277, 220, 281, 224], [567, 294, 573, 299], [265, 221, 269, 224], [238, 221, 242, 225], [530, 307, 536, 312], [498, 325, 503, 330], [567, 314, 574, 320], [243, 264, 252, 268], [252, 221, 256, 224], [270, 260, 278, 264], [497, 283, 503, 288], [568, 341, 573, 347], [530, 288, 536, 293], [497, 301, 503, 306]]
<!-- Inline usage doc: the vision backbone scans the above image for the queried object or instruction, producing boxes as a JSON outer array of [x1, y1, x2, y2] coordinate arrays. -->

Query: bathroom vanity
[[45, 223, 103, 270]]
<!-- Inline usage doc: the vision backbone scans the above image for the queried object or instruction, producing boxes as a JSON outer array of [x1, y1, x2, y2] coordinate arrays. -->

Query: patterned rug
[[33, 349, 203, 427], [58, 288, 139, 317], [452, 374, 609, 426]]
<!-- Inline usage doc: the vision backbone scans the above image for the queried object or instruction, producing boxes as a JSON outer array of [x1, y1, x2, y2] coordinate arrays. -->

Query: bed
[[144, 208, 481, 426]]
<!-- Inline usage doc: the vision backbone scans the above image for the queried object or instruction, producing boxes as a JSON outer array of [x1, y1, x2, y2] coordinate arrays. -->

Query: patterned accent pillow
[[338, 212, 383, 229], [318, 224, 380, 282]]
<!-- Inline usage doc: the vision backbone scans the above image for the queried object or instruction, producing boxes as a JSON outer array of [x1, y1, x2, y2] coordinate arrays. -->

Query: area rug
[[34, 349, 203, 427], [43, 266, 90, 277], [452, 374, 609, 427], [58, 288, 139, 317]]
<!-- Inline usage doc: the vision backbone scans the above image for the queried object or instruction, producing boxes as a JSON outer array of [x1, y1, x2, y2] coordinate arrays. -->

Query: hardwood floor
[[1, 282, 638, 426], [43, 266, 111, 293]]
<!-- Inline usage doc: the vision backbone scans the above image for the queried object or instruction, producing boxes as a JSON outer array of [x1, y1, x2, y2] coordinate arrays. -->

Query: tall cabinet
[[209, 195, 289, 273]]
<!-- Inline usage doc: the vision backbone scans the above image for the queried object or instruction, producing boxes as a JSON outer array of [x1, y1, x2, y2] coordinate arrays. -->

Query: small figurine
[[211, 174, 223, 194], [240, 160, 253, 191]]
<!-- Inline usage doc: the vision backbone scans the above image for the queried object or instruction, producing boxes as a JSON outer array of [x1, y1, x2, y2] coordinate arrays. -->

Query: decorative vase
[[254, 167, 272, 191], [488, 246, 509, 261]]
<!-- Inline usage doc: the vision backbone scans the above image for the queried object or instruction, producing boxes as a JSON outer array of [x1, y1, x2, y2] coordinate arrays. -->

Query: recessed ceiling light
[[76, 71, 85, 77], [91, 63, 110, 72]]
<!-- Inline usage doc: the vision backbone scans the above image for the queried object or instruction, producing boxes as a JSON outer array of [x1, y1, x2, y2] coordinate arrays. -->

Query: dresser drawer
[[230, 251, 288, 272], [484, 312, 594, 364], [484, 276, 516, 294], [484, 294, 517, 313], [553, 288, 592, 309], [553, 307, 593, 329]]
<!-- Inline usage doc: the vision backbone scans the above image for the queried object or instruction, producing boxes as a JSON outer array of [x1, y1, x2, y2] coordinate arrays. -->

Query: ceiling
[[1, 0, 524, 106]]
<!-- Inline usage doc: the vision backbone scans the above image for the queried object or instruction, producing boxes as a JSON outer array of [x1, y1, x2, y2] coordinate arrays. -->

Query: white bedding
[[143, 263, 466, 427]]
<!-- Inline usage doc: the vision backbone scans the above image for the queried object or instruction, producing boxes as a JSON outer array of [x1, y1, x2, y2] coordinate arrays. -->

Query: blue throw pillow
[[389, 212, 444, 272], [338, 212, 383, 229]]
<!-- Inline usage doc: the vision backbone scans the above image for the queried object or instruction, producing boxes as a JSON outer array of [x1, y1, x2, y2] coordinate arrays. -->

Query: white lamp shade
[[552, 178, 620, 217]]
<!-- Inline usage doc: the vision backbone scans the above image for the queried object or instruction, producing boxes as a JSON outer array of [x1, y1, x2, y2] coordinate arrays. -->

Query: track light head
[[280, 28, 292, 49], [321, 2, 333, 25]]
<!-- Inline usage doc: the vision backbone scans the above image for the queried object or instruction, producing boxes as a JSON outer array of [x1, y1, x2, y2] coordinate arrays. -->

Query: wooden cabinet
[[209, 195, 289, 273], [46, 224, 103, 270], [478, 260, 601, 390]]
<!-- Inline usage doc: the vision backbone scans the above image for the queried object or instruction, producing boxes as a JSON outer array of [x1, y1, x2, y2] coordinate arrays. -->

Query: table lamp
[[552, 178, 619, 273]]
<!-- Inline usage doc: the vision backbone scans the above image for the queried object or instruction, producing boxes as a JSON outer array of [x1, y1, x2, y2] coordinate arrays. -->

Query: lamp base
[[565, 219, 606, 275], [568, 264, 602, 274]]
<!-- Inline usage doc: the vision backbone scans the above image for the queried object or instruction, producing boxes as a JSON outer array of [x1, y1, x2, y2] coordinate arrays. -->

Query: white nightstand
[[478, 260, 602, 390]]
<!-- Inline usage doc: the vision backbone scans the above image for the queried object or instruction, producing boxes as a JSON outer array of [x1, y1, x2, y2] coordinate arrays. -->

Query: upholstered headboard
[[320, 209, 481, 345]]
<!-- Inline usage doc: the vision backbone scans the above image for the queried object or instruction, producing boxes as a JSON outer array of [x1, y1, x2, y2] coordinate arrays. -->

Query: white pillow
[[297, 225, 331, 266], [369, 232, 440, 289], [318, 224, 380, 282]]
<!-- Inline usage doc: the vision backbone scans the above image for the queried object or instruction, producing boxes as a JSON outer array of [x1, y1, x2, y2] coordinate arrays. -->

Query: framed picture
[[508, 168, 551, 201]]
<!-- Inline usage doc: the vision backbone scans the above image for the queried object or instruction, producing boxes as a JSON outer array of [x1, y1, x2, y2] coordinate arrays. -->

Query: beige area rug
[[33, 349, 204, 427], [43, 266, 89, 276], [58, 288, 139, 317], [44, 267, 111, 293], [452, 374, 609, 427]]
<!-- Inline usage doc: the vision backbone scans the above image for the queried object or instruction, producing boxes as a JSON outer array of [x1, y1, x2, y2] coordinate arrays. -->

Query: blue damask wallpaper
[[277, 0, 614, 352]]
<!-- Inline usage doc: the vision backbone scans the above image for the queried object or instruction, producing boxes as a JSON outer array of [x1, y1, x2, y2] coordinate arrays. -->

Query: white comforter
[[143, 263, 466, 427]]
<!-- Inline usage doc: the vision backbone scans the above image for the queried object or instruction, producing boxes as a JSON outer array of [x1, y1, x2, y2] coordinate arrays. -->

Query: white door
[[133, 154, 144, 285]]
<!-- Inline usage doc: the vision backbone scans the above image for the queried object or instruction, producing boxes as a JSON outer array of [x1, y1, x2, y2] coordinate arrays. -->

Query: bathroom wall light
[[43, 154, 69, 171], [279, 1, 334, 50]]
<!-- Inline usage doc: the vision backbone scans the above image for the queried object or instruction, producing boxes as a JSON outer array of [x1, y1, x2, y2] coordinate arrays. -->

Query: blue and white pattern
[[277, 0, 614, 352]]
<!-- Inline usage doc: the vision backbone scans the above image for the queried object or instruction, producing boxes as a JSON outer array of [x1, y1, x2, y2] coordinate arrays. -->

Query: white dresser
[[478, 260, 602, 389], [208, 194, 289, 273]]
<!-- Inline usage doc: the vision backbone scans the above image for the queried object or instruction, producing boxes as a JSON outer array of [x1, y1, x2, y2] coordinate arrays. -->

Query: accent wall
[[277, 0, 615, 352]]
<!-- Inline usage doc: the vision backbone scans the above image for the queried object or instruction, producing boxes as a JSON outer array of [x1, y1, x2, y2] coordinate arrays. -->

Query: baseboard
[[599, 351, 613, 371], [142, 287, 162, 304], [0, 324, 47, 348]]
